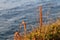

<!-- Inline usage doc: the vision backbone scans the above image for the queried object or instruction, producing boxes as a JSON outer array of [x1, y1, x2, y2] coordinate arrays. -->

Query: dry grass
[[24, 19, 60, 40], [14, 19, 60, 40]]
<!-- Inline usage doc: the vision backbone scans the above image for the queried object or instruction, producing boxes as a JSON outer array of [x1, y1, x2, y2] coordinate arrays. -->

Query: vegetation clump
[[25, 20, 60, 40]]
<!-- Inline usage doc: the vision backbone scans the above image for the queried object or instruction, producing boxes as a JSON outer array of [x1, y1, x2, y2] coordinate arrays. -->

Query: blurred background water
[[0, 0, 60, 40]]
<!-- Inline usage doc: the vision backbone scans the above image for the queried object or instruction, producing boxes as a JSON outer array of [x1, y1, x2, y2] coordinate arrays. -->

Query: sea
[[0, 0, 60, 40]]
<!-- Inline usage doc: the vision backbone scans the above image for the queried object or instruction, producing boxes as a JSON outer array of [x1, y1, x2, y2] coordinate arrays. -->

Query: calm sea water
[[0, 0, 60, 40]]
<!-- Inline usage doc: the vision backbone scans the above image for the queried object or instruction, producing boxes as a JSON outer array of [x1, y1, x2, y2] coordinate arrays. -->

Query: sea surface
[[0, 0, 60, 40]]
